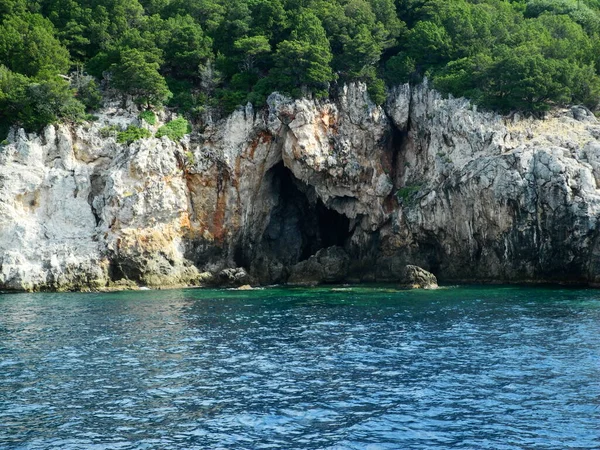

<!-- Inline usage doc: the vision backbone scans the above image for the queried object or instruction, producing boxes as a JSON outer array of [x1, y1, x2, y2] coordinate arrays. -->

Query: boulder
[[288, 247, 350, 285], [217, 267, 252, 287], [400, 265, 438, 289]]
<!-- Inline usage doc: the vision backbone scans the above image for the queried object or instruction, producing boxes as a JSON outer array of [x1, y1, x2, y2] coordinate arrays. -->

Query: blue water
[[0, 285, 599, 449]]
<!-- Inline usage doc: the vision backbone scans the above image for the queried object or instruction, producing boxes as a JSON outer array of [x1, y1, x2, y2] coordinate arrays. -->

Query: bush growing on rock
[[155, 118, 191, 141], [116, 125, 151, 144], [99, 125, 120, 138], [138, 110, 156, 125]]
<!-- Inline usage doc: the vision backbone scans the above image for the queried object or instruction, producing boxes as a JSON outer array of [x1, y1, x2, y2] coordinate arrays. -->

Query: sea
[[1, 285, 599, 449]]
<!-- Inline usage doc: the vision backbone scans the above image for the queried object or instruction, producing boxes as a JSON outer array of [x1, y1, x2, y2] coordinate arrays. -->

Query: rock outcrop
[[385, 82, 600, 284], [2, 81, 600, 291], [400, 265, 438, 290]]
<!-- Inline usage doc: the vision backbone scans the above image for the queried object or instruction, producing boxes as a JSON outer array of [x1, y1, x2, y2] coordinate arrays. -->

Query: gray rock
[[400, 265, 438, 289], [288, 247, 350, 285], [385, 83, 411, 131], [217, 267, 252, 287], [570, 105, 597, 123]]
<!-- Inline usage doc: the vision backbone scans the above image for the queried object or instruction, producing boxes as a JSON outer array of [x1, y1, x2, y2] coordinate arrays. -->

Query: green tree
[[385, 52, 417, 84], [111, 48, 172, 106], [0, 13, 71, 78], [212, 0, 251, 55], [248, 0, 288, 42], [0, 0, 27, 16], [369, 0, 405, 46], [406, 20, 452, 67], [234, 35, 271, 72], [165, 0, 224, 33], [525, 0, 600, 34], [158, 14, 213, 78], [271, 10, 335, 98], [339, 24, 383, 78], [486, 45, 570, 112], [0, 65, 84, 131]]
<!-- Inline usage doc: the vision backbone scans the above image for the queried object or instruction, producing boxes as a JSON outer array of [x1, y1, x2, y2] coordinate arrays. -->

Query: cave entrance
[[316, 200, 350, 249], [257, 163, 352, 267]]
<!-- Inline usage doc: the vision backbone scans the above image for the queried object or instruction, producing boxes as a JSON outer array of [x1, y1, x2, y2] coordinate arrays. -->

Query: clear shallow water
[[0, 286, 599, 450]]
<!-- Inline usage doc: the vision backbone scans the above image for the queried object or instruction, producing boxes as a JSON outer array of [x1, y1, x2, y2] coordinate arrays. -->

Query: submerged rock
[[236, 284, 254, 290]]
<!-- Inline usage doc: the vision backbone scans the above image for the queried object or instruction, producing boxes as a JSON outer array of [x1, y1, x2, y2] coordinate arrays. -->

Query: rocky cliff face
[[2, 82, 600, 291]]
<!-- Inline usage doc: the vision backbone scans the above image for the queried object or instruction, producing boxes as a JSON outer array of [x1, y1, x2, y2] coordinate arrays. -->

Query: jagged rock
[[2, 82, 600, 290], [570, 105, 597, 123], [385, 83, 411, 131], [217, 268, 252, 287], [288, 247, 350, 285], [400, 265, 438, 289]]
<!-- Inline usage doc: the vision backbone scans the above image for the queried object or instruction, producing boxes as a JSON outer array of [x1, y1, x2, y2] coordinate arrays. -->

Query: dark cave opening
[[315, 200, 351, 249], [259, 163, 353, 266]]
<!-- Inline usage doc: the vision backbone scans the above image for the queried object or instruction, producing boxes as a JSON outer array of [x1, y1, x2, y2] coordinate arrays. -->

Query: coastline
[[3, 83, 600, 292]]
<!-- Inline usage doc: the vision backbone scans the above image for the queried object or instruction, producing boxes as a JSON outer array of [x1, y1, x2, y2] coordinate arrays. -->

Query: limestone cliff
[[1, 82, 600, 291]]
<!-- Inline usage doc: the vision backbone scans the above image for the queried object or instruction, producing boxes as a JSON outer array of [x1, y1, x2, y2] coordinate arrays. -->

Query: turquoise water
[[0, 285, 599, 449]]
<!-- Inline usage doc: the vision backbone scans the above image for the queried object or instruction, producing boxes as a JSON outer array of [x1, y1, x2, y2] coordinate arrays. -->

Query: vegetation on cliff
[[1, 0, 600, 134]]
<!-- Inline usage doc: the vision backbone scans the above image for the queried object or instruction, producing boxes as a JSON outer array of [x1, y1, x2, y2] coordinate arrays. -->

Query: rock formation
[[1, 81, 600, 291]]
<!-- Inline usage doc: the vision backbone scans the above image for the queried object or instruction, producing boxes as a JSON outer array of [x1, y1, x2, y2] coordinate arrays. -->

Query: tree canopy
[[2, 0, 600, 132]]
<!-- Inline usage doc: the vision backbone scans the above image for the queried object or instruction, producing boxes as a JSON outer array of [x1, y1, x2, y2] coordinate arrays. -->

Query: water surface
[[1, 285, 599, 449]]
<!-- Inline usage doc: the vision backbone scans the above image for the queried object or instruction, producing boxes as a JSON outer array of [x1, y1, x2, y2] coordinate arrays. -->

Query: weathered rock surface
[[288, 246, 350, 285], [2, 81, 600, 291], [384, 82, 600, 284], [216, 267, 252, 287], [401, 265, 438, 290]]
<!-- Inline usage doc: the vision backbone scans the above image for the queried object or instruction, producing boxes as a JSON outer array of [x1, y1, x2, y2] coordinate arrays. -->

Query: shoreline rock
[[400, 265, 438, 290], [2, 82, 600, 292]]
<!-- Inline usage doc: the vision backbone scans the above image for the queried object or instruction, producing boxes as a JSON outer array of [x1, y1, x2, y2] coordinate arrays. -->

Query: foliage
[[156, 14, 213, 79], [270, 11, 335, 98], [0, 12, 70, 78], [99, 124, 120, 138], [116, 125, 151, 144], [396, 185, 421, 206], [138, 109, 156, 125], [155, 117, 191, 141], [110, 49, 172, 107], [0, 65, 85, 131], [2, 0, 600, 130], [184, 150, 195, 166], [73, 75, 102, 111]]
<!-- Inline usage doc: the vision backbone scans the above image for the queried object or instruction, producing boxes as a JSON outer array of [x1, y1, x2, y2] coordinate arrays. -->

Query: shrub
[[99, 125, 120, 138], [116, 125, 151, 144], [185, 150, 195, 166], [367, 78, 386, 106], [76, 78, 102, 111], [155, 117, 191, 141], [138, 110, 156, 125], [396, 185, 421, 206]]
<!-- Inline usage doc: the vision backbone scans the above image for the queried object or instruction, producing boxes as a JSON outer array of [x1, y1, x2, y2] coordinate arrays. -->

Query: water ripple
[[0, 286, 599, 449]]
